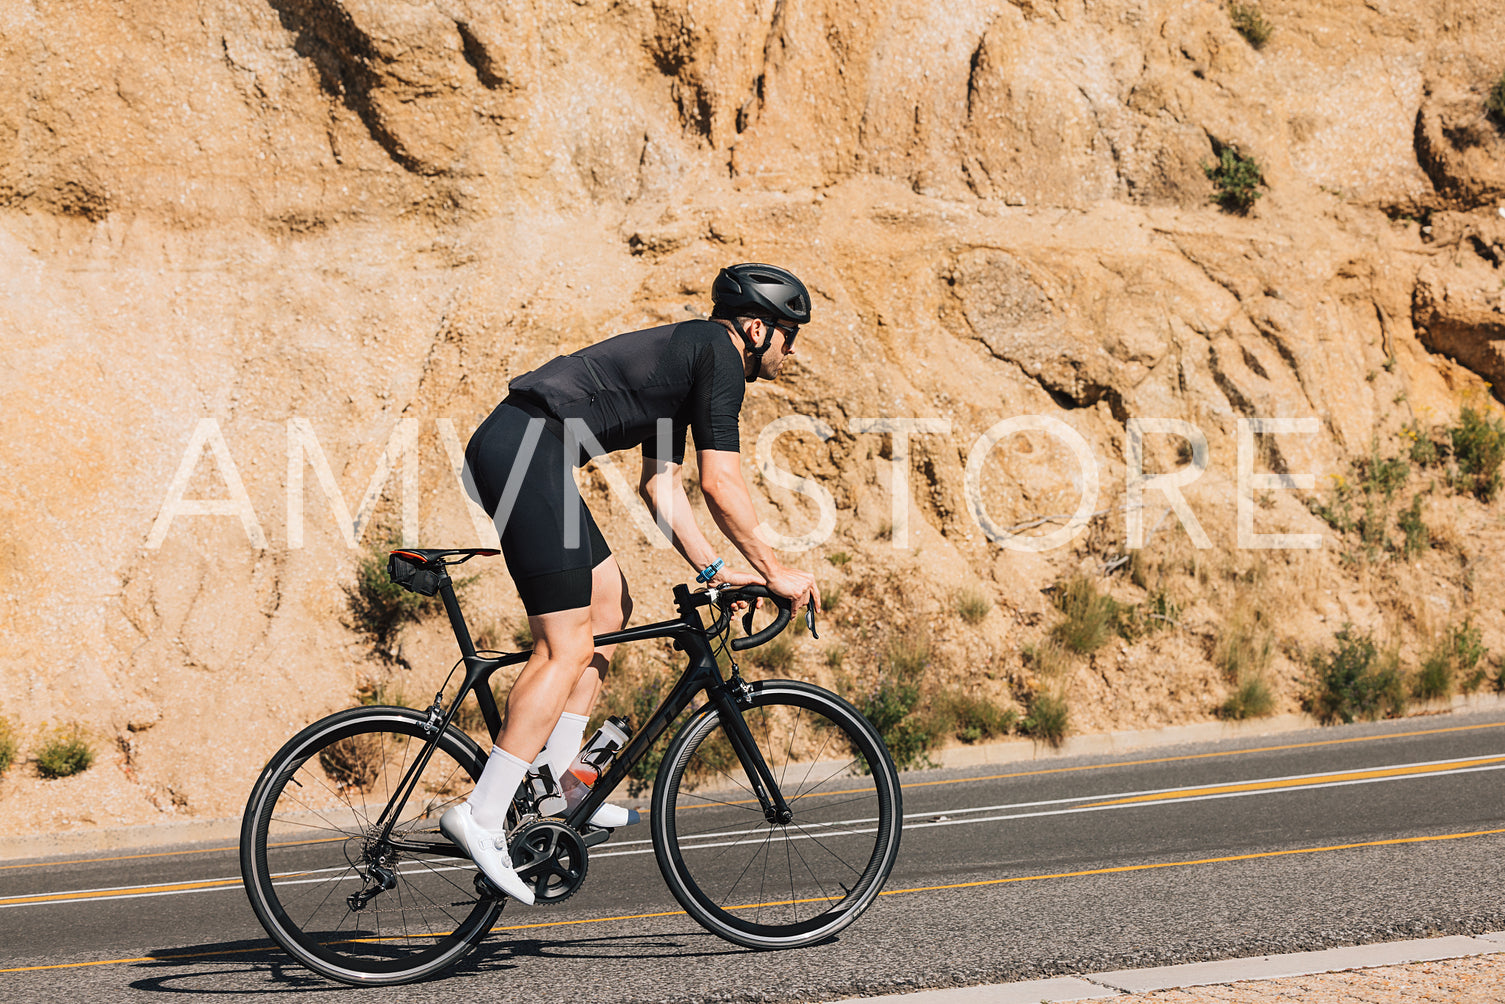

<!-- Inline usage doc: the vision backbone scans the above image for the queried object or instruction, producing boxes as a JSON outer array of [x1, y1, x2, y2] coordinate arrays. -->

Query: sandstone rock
[[2, 0, 1505, 837]]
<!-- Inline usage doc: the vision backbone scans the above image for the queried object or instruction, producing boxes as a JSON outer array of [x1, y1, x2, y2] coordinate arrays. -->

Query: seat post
[[437, 574, 478, 661]]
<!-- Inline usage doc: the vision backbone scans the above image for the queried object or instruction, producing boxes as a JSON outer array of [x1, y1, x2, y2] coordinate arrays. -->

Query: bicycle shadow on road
[[124, 930, 750, 994], [125, 938, 331, 995]]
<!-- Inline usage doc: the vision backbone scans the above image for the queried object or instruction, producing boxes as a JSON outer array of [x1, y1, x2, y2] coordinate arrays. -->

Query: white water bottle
[[560, 716, 630, 810]]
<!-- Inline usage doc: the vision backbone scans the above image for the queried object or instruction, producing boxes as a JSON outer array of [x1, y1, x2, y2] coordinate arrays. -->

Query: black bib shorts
[[463, 396, 611, 617]]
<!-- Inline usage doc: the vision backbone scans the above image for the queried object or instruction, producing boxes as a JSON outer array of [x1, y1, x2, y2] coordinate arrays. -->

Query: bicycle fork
[[710, 681, 793, 825]]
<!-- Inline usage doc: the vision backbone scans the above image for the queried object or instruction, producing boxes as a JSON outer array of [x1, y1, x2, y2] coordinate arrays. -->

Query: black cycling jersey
[[508, 319, 746, 465], [465, 318, 747, 615]]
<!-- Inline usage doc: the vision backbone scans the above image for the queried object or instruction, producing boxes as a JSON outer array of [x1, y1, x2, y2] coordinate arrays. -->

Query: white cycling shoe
[[439, 803, 535, 905], [586, 801, 642, 828]]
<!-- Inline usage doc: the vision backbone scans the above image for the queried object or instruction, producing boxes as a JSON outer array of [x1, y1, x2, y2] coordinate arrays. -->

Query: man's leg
[[535, 558, 633, 784], [442, 605, 595, 906], [569, 557, 634, 716]]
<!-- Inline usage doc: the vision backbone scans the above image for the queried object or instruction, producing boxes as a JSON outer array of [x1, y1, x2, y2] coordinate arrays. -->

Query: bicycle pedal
[[580, 826, 613, 848]]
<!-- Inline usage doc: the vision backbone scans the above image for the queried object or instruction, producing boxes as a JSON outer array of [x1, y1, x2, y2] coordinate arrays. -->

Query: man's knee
[[618, 579, 634, 625]]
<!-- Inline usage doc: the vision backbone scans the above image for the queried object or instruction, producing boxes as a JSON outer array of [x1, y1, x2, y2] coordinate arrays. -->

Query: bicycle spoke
[[657, 687, 899, 949], [719, 826, 775, 905], [787, 826, 839, 910], [789, 820, 866, 878], [247, 711, 496, 983]]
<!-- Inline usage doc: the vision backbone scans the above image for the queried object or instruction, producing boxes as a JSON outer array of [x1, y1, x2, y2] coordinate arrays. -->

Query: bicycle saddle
[[389, 548, 499, 566]]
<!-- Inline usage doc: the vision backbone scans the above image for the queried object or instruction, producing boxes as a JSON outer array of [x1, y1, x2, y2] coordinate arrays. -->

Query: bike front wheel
[[651, 680, 903, 949], [240, 706, 500, 986]]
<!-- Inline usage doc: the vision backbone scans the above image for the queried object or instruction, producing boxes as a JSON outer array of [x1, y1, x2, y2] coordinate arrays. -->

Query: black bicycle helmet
[[710, 263, 812, 325]]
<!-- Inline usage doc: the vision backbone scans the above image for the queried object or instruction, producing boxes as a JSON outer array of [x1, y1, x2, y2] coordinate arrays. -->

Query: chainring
[[508, 817, 589, 905]]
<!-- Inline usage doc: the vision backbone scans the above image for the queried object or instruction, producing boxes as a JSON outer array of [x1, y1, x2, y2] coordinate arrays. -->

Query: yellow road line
[[17, 753, 1493, 909], [874, 826, 1505, 896], [679, 718, 1505, 811], [4, 825, 1505, 975], [1077, 755, 1505, 808], [0, 835, 345, 872], [0, 877, 243, 908], [7, 718, 1504, 869]]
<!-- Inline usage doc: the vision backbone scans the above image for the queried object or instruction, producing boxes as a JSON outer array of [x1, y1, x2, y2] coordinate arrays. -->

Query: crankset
[[508, 817, 589, 905]]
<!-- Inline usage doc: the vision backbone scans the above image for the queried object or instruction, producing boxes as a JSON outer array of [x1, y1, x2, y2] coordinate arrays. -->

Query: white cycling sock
[[468, 745, 531, 832], [533, 711, 589, 786]]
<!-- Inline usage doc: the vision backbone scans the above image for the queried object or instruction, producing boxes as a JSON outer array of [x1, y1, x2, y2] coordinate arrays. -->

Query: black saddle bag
[[387, 553, 442, 596]]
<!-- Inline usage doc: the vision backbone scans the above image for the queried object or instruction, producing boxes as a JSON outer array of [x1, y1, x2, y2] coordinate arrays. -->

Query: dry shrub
[[1020, 690, 1069, 746], [1214, 607, 1276, 720], [955, 588, 992, 626], [320, 733, 386, 790], [35, 725, 94, 780], [1049, 575, 1121, 654], [929, 689, 1016, 745], [0, 711, 17, 776]]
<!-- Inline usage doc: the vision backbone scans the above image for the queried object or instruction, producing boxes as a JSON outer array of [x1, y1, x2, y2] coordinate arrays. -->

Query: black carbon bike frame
[[367, 574, 795, 863]]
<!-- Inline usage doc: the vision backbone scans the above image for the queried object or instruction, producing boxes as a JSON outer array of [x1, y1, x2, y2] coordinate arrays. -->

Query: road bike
[[239, 548, 903, 986]]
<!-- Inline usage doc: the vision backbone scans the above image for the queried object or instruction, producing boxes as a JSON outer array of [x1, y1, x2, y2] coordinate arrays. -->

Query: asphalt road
[[4, 709, 1505, 1002]]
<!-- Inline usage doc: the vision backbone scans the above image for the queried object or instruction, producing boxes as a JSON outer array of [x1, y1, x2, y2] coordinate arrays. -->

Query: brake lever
[[805, 606, 819, 640]]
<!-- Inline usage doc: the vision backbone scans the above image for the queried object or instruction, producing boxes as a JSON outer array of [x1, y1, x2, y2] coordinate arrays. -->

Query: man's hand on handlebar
[[710, 567, 766, 613], [763, 564, 820, 615]]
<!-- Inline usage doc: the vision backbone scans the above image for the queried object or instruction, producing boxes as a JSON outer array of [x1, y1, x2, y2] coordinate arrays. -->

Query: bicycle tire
[[650, 680, 903, 949], [240, 706, 501, 985]]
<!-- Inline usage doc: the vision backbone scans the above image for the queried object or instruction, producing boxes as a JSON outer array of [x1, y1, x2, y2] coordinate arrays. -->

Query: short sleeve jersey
[[508, 320, 746, 465]]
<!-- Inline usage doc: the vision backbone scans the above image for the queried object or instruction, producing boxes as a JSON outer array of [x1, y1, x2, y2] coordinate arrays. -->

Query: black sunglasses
[[773, 321, 799, 348]]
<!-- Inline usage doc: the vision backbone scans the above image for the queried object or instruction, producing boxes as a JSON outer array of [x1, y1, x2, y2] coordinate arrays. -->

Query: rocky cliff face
[[1, 0, 1503, 832]]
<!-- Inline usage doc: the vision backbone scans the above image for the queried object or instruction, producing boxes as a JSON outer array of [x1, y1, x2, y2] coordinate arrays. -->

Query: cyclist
[[444, 263, 822, 903]]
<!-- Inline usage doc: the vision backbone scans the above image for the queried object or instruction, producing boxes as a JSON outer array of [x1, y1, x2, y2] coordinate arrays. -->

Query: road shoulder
[[845, 933, 1505, 1002]]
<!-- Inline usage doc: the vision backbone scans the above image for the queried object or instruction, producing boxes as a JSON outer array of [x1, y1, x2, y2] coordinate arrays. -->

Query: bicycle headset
[[709, 263, 811, 383]]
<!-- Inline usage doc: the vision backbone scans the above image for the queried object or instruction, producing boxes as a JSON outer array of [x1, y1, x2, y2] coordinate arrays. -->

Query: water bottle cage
[[580, 741, 622, 772]]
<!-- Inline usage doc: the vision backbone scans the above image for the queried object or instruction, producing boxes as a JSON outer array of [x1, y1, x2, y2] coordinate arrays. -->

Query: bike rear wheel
[[651, 680, 903, 949], [240, 706, 501, 985]]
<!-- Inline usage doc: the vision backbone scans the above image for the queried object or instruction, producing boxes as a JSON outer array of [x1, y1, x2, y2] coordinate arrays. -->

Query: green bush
[[1305, 625, 1406, 724], [826, 551, 851, 567], [1398, 494, 1429, 560], [1020, 691, 1069, 746], [1415, 619, 1489, 700], [1310, 444, 1421, 563], [35, 725, 94, 779], [858, 674, 937, 771], [1049, 576, 1121, 654], [853, 632, 941, 771], [1449, 406, 1505, 502], [1022, 640, 1072, 681], [1413, 650, 1452, 702], [886, 633, 932, 678], [1488, 71, 1505, 125], [1229, 2, 1272, 48], [930, 690, 1016, 745], [1119, 588, 1181, 640], [955, 588, 992, 626], [344, 543, 438, 654], [1204, 147, 1264, 214], [1404, 421, 1440, 467], [0, 712, 17, 776], [822, 584, 843, 613], [512, 620, 534, 650], [745, 634, 797, 673], [1213, 609, 1275, 720], [1219, 675, 1275, 720], [355, 678, 409, 708]]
